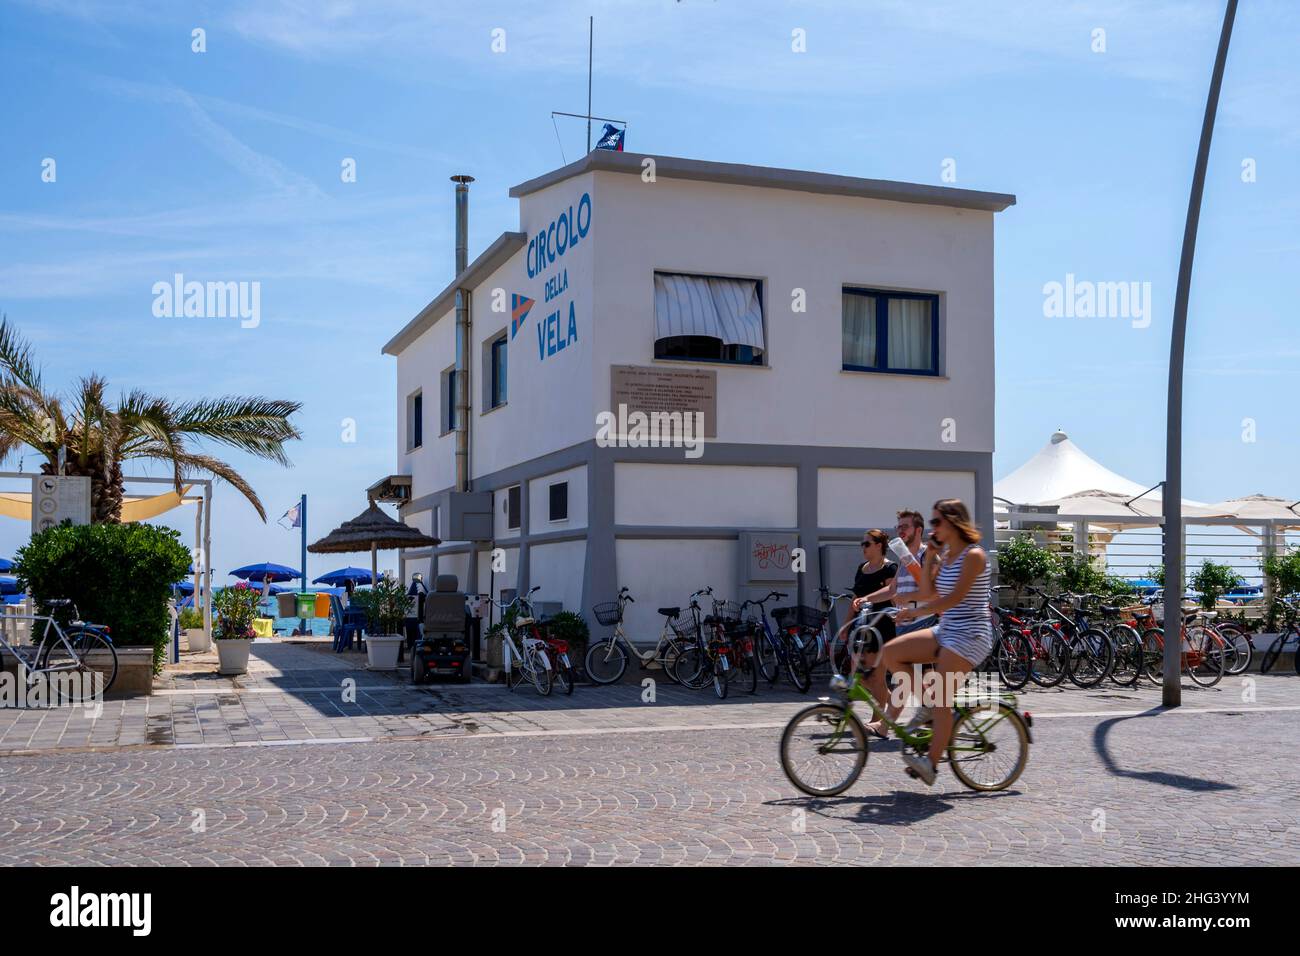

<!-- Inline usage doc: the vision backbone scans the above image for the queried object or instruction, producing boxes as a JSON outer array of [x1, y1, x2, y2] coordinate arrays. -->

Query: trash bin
[[295, 592, 316, 618], [276, 592, 298, 618], [314, 593, 332, 618], [252, 617, 274, 638]]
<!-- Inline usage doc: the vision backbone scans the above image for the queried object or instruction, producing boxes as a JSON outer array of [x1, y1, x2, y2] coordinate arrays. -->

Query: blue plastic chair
[[331, 595, 366, 652]]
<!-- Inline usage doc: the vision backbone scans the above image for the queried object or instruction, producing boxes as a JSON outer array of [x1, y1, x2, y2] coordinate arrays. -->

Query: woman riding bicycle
[[862, 498, 992, 785]]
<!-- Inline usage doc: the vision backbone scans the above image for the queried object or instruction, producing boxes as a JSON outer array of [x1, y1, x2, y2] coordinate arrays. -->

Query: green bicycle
[[779, 608, 1033, 796]]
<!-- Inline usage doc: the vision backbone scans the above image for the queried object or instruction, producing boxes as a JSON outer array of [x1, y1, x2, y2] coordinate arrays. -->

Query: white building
[[378, 151, 1014, 641]]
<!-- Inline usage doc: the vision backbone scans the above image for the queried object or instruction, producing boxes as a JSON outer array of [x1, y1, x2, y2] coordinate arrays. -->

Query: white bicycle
[[492, 587, 553, 696]]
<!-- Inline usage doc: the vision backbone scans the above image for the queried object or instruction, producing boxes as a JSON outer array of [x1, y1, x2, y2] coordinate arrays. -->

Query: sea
[[260, 597, 332, 637]]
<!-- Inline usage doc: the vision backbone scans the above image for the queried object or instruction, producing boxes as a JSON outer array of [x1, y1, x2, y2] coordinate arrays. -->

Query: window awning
[[654, 273, 765, 350]]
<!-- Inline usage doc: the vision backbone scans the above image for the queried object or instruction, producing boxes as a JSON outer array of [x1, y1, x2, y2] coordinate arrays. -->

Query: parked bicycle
[[585, 588, 695, 686], [1259, 599, 1300, 674], [743, 591, 811, 692], [0, 599, 117, 701], [488, 587, 554, 696]]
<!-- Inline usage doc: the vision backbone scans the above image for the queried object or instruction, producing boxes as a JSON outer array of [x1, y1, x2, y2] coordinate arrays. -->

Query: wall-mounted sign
[[32, 475, 91, 535], [610, 365, 717, 438]]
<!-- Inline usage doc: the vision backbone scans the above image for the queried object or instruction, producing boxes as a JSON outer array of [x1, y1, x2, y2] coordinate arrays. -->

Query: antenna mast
[[586, 16, 593, 152]]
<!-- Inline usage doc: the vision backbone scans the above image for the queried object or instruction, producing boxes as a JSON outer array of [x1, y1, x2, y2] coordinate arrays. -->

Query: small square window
[[842, 289, 939, 376], [548, 482, 568, 522], [505, 485, 521, 531]]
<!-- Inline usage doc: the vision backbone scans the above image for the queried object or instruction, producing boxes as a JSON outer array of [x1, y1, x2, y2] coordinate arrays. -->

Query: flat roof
[[382, 230, 526, 356], [510, 150, 1016, 213]]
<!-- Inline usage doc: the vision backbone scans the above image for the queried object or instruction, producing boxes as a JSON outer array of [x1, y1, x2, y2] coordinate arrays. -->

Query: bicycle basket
[[713, 600, 742, 623], [591, 601, 623, 627], [772, 605, 827, 631], [670, 613, 699, 641]]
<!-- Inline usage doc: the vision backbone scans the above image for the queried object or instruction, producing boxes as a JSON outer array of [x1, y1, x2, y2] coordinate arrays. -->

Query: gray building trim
[[509, 151, 1016, 213], [401, 437, 993, 618], [382, 230, 527, 356]]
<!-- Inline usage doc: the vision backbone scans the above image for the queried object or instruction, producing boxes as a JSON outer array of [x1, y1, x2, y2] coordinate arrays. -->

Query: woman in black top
[[852, 529, 897, 643]]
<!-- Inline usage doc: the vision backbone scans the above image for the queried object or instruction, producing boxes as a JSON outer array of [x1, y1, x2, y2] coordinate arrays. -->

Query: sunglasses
[[930, 517, 944, 527]]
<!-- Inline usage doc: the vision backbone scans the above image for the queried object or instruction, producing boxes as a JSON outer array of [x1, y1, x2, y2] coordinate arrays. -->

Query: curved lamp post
[[1163, 0, 1238, 706]]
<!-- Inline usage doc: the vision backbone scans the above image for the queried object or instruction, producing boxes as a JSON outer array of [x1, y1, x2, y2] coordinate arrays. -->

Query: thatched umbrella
[[308, 501, 439, 582]]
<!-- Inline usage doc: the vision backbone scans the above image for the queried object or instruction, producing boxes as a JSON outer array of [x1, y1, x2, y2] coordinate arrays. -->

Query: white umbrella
[[1207, 493, 1300, 529], [1033, 489, 1231, 528]]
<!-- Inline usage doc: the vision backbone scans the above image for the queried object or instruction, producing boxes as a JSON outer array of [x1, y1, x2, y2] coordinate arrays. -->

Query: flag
[[511, 294, 535, 339], [278, 502, 301, 529], [595, 123, 625, 152]]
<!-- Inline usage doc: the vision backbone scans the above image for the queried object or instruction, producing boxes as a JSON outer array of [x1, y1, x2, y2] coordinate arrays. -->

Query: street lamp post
[[1163, 0, 1238, 706]]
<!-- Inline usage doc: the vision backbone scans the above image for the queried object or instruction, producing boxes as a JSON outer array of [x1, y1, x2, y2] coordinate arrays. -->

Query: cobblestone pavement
[[0, 641, 1296, 865]]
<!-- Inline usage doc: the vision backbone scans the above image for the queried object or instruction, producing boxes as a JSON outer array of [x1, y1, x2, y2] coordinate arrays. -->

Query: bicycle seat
[[1101, 605, 1121, 615], [657, 606, 680, 618], [515, 616, 535, 626]]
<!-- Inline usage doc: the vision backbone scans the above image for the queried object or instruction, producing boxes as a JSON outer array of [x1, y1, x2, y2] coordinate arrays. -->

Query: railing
[[993, 510, 1300, 621]]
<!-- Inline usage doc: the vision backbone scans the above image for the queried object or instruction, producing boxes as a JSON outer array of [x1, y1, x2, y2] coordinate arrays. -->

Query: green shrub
[[995, 534, 1059, 603], [1189, 560, 1239, 610], [15, 520, 191, 673], [350, 574, 411, 635], [178, 607, 204, 630], [1261, 549, 1300, 630], [544, 610, 589, 654]]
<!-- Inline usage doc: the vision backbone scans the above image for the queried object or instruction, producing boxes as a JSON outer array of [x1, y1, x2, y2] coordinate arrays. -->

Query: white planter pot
[[186, 628, 211, 654], [365, 635, 404, 671], [216, 638, 253, 675]]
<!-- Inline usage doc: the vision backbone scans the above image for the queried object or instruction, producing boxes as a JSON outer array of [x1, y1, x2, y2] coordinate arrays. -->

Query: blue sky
[[1, 0, 1297, 580]]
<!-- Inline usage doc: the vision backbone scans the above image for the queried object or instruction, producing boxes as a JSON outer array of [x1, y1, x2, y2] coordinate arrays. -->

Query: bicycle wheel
[[994, 629, 1031, 691], [1029, 626, 1069, 687], [552, 658, 574, 695], [584, 639, 628, 685], [527, 648, 553, 696], [674, 644, 709, 689], [947, 702, 1030, 792], [1141, 629, 1166, 684], [37, 626, 118, 701], [783, 634, 812, 693], [779, 703, 868, 797], [712, 655, 728, 699], [754, 632, 780, 684], [1215, 625, 1251, 675], [1067, 628, 1113, 688], [1185, 627, 1225, 688], [1107, 625, 1142, 687], [734, 641, 758, 695], [1259, 634, 1283, 674]]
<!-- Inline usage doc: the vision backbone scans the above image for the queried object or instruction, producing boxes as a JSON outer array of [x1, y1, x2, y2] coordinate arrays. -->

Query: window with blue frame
[[841, 288, 940, 375], [490, 336, 507, 408]]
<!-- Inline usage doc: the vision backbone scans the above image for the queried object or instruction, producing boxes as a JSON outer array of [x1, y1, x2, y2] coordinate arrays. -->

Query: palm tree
[[0, 316, 302, 522]]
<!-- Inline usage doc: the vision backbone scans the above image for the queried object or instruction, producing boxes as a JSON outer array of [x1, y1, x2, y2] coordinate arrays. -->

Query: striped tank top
[[935, 545, 990, 636]]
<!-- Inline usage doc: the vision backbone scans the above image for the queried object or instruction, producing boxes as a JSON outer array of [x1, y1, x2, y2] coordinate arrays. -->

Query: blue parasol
[[230, 562, 301, 584], [312, 566, 374, 587]]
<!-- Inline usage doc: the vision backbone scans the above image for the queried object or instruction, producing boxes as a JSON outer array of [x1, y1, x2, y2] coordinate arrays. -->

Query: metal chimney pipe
[[451, 174, 474, 493]]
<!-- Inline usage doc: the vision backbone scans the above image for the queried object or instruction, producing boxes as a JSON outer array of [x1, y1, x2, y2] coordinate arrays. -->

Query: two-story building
[[379, 151, 1014, 642]]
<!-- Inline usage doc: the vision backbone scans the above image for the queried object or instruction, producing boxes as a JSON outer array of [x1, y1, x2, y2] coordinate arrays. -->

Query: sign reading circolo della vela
[[514, 192, 590, 363]]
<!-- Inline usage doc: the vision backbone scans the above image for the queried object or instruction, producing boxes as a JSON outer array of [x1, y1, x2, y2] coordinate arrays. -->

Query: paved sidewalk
[[0, 638, 1295, 754]]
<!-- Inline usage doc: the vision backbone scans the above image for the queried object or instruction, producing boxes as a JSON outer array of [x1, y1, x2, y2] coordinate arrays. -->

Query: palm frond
[[134, 447, 267, 521], [168, 396, 303, 466], [0, 316, 44, 394]]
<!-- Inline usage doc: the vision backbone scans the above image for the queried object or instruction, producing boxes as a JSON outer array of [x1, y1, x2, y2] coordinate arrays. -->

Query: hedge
[[15, 521, 192, 674]]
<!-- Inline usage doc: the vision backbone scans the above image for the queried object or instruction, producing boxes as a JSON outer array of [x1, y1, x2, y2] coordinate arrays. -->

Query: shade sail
[[1032, 489, 1232, 527], [0, 485, 194, 522], [1207, 494, 1300, 527], [309, 501, 439, 581], [995, 431, 1147, 506]]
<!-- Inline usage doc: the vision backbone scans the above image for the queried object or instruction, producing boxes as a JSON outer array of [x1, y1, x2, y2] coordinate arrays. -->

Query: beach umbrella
[[0, 576, 18, 596], [0, 558, 13, 572], [308, 501, 439, 582], [312, 566, 374, 587], [230, 562, 300, 582], [1032, 489, 1231, 528], [1207, 494, 1300, 531]]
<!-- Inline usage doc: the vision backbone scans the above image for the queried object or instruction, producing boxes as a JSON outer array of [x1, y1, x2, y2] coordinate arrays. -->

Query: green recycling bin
[[295, 592, 316, 618]]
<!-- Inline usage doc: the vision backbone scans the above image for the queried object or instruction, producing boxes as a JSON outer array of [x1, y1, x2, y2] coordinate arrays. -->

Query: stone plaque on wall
[[609, 365, 717, 438]]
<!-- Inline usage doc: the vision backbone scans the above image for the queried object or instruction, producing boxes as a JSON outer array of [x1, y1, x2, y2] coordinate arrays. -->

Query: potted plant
[[213, 582, 260, 674], [180, 606, 210, 653], [354, 574, 411, 670]]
